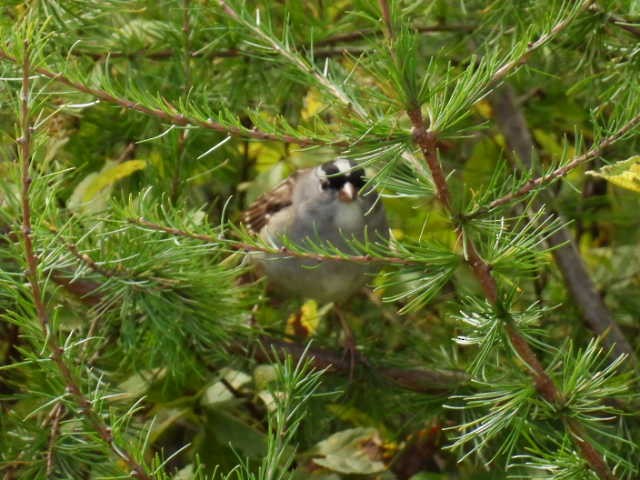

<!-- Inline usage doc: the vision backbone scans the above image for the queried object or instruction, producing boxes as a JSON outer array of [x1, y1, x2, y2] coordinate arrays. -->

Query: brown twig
[[378, 0, 394, 41], [65, 241, 118, 279], [78, 21, 474, 62], [245, 336, 468, 394], [171, 0, 192, 203], [607, 15, 640, 37], [490, 0, 595, 86], [592, 4, 640, 38], [17, 40, 151, 480], [389, 7, 617, 479], [0, 48, 340, 148], [81, 45, 372, 61], [45, 402, 64, 478], [489, 85, 636, 366], [478, 110, 640, 216], [219, 377, 266, 423], [315, 23, 475, 46], [130, 216, 418, 266]]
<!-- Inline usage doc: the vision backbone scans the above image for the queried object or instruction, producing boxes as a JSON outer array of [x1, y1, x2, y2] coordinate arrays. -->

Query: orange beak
[[338, 182, 356, 202]]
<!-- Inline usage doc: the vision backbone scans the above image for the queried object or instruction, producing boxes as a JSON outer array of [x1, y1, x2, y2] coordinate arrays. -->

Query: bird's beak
[[338, 182, 356, 202]]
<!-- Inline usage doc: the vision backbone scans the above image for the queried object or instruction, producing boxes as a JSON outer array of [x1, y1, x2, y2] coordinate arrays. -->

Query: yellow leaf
[[285, 299, 320, 338], [301, 88, 325, 120], [474, 100, 492, 119], [587, 156, 640, 193], [68, 159, 146, 214]]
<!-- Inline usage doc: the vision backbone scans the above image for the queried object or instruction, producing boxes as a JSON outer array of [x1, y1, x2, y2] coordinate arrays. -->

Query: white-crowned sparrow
[[244, 158, 388, 303]]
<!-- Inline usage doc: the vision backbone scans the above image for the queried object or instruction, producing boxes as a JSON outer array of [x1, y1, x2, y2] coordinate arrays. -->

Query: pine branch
[[377, 1, 618, 476], [45, 402, 64, 478], [489, 0, 595, 86], [216, 0, 369, 119], [78, 23, 474, 62], [314, 23, 476, 46], [593, 3, 640, 38], [480, 110, 640, 215], [489, 85, 636, 366], [607, 14, 640, 37], [410, 85, 618, 480], [16, 40, 152, 480], [129, 217, 418, 265], [42, 269, 468, 394], [0, 48, 341, 147], [247, 336, 468, 394]]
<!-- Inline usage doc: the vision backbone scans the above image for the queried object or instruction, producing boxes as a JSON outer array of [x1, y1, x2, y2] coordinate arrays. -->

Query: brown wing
[[243, 173, 297, 234]]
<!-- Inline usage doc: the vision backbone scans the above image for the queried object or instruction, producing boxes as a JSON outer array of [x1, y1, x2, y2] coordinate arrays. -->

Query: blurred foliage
[[1, 1, 640, 480]]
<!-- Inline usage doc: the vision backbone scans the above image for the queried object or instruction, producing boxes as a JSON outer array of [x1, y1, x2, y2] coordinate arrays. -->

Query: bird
[[243, 158, 389, 304]]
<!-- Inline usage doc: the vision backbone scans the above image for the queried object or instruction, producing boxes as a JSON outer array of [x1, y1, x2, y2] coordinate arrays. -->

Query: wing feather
[[243, 173, 298, 234]]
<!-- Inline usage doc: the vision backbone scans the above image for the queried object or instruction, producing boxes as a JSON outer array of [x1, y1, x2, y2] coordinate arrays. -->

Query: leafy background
[[1, 1, 640, 480]]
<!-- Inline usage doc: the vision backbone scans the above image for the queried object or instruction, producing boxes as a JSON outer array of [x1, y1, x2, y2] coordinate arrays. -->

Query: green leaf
[[68, 159, 147, 213], [587, 156, 640, 193]]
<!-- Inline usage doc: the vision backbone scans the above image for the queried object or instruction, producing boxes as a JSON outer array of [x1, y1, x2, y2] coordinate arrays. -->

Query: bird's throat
[[334, 202, 363, 233]]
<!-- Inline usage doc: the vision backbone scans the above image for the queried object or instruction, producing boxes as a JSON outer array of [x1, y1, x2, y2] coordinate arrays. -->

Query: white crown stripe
[[334, 158, 352, 174]]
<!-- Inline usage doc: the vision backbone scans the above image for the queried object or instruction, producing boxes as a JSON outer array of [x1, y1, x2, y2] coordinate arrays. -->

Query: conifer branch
[[250, 336, 468, 394], [378, 0, 394, 41], [391, 5, 617, 477], [0, 48, 341, 147], [216, 0, 369, 119], [17, 40, 152, 480], [315, 23, 475, 46], [78, 23, 474, 62], [45, 402, 64, 478], [490, 85, 636, 365], [490, 0, 595, 86], [129, 217, 418, 265], [479, 110, 640, 215], [37, 268, 469, 395], [409, 94, 618, 480], [594, 5, 640, 38]]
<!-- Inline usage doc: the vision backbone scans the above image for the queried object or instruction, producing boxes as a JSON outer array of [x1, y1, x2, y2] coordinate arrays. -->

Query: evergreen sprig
[[1, 2, 639, 479]]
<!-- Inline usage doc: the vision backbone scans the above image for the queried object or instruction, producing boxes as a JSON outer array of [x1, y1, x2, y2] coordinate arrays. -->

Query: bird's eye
[[320, 179, 330, 190]]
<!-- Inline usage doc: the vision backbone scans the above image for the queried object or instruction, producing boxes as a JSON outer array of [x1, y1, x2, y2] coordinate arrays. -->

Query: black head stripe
[[320, 160, 366, 191], [348, 169, 366, 189], [321, 162, 340, 177]]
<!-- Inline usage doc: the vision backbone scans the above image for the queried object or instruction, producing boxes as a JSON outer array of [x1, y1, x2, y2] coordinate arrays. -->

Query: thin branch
[[17, 40, 152, 480], [490, 0, 595, 86], [41, 269, 470, 395], [408, 98, 617, 480], [244, 336, 468, 394], [490, 85, 636, 366], [482, 110, 640, 214], [45, 402, 64, 478], [315, 23, 475, 46], [216, 0, 368, 119], [129, 217, 418, 265], [0, 48, 340, 147], [77, 22, 474, 62], [607, 14, 640, 37], [378, 0, 394, 40], [172, 0, 192, 202], [592, 3, 640, 38], [396, 9, 617, 478], [65, 241, 119, 279], [81, 45, 370, 61]]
